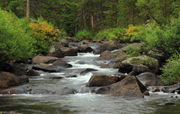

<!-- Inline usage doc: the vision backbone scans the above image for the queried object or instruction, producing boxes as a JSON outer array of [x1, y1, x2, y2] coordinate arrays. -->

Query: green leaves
[[0, 9, 35, 62], [75, 30, 93, 40], [161, 53, 180, 84]]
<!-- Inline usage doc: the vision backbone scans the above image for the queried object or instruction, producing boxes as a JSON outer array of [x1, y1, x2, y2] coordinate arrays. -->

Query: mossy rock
[[122, 43, 146, 56], [122, 55, 159, 73]]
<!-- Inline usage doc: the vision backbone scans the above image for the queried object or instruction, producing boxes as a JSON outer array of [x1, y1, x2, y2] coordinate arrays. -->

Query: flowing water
[[0, 53, 180, 114]]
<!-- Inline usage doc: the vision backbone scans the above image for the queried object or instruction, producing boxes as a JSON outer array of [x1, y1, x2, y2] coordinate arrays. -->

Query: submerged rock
[[87, 75, 123, 87], [80, 68, 98, 75], [96, 76, 147, 98]]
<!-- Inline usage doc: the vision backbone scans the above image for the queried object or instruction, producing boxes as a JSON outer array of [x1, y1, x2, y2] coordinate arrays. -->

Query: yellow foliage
[[29, 21, 61, 42], [125, 25, 138, 36]]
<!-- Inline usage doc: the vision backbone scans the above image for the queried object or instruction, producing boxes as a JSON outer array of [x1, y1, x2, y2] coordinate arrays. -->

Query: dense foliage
[[95, 28, 123, 40], [29, 18, 62, 54], [161, 54, 180, 84], [75, 30, 93, 40], [0, 9, 35, 62]]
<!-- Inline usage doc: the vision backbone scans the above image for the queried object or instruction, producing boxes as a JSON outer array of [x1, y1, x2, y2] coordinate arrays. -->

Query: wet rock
[[152, 88, 161, 92], [80, 68, 98, 75], [66, 75, 77, 78], [0, 72, 19, 88], [129, 65, 151, 75], [29, 85, 76, 95], [164, 102, 175, 106], [32, 55, 58, 64], [0, 72, 29, 90], [60, 87, 77, 95], [18, 75, 29, 84], [32, 64, 62, 72], [11, 63, 29, 76], [94, 41, 121, 54], [136, 72, 157, 87], [26, 69, 40, 76], [87, 75, 123, 87], [118, 63, 133, 73], [52, 59, 72, 68], [62, 47, 78, 56], [78, 44, 93, 53], [50, 77, 64, 80], [122, 55, 159, 73], [96, 76, 147, 98], [0, 89, 16, 94], [163, 83, 180, 93]]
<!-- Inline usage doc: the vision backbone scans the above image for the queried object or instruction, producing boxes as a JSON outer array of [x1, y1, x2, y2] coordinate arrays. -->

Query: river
[[0, 53, 180, 114]]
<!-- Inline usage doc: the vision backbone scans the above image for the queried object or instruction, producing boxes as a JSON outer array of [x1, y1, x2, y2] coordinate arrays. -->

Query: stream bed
[[0, 53, 180, 114]]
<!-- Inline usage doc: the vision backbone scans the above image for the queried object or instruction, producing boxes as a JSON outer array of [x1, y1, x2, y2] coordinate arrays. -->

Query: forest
[[0, 0, 180, 113]]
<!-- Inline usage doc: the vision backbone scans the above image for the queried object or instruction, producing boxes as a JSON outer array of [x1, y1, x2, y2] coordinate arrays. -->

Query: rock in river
[[87, 74, 123, 87], [96, 76, 147, 98]]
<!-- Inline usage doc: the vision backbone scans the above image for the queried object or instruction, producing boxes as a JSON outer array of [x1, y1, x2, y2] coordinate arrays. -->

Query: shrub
[[75, 30, 93, 40], [29, 18, 61, 53], [0, 9, 35, 62], [121, 25, 141, 42], [95, 27, 124, 40], [129, 19, 180, 56], [161, 53, 180, 84], [122, 43, 146, 56]]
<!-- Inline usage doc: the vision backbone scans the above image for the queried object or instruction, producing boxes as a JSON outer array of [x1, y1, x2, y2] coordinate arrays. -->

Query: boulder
[[26, 69, 40, 76], [17, 75, 29, 84], [32, 55, 58, 64], [78, 44, 93, 53], [81, 40, 90, 44], [162, 83, 180, 93], [94, 41, 121, 54], [80, 68, 98, 75], [49, 49, 64, 58], [32, 63, 62, 72], [62, 47, 78, 56], [136, 72, 157, 87], [99, 51, 113, 60], [118, 63, 133, 73], [129, 65, 151, 75], [96, 76, 147, 98], [0, 72, 19, 88], [87, 75, 123, 87], [122, 55, 159, 73], [52, 59, 72, 68], [0, 72, 29, 89]]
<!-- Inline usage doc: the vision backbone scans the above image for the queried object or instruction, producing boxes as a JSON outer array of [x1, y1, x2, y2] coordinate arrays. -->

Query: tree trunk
[[26, 0, 30, 18]]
